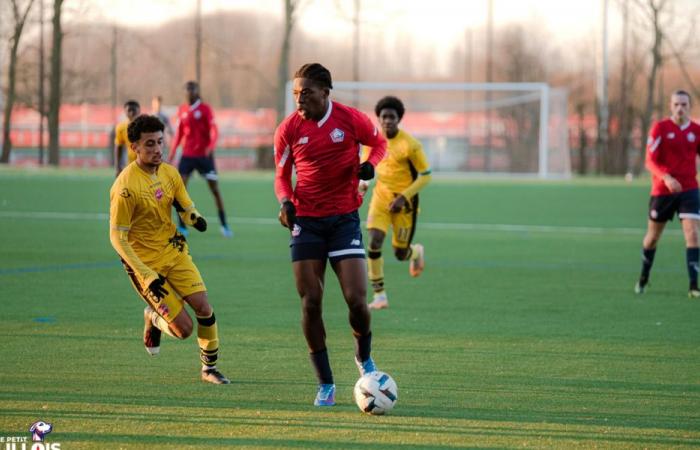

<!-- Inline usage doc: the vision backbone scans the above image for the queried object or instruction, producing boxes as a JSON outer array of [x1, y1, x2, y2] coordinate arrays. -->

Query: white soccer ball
[[353, 371, 398, 415]]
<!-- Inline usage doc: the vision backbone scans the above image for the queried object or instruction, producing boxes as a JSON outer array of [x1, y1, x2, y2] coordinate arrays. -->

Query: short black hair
[[375, 96, 405, 120], [294, 63, 333, 90], [127, 114, 165, 143], [185, 80, 198, 89], [124, 100, 140, 110], [673, 89, 692, 104]]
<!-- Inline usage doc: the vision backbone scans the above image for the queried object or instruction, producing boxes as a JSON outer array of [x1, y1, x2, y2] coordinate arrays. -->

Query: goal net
[[286, 82, 570, 179]]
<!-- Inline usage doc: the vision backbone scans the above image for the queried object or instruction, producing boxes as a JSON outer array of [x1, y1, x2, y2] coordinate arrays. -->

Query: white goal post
[[285, 81, 570, 179]]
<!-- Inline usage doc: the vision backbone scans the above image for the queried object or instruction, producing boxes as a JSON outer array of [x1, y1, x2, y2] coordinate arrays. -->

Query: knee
[[370, 237, 383, 251], [301, 293, 323, 318], [394, 247, 410, 261], [171, 321, 193, 339], [345, 287, 367, 309]]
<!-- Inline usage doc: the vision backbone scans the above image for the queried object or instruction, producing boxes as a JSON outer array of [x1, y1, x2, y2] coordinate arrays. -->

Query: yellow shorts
[[366, 189, 418, 249], [121, 247, 206, 323]]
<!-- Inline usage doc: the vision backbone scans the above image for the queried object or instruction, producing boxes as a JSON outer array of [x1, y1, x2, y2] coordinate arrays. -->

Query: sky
[[77, 0, 618, 46]]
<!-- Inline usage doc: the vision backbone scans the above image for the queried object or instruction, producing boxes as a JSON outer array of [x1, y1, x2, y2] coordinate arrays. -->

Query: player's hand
[[389, 195, 408, 213], [192, 213, 207, 232], [358, 161, 375, 180], [663, 174, 682, 193], [148, 275, 169, 300], [278, 200, 297, 230], [358, 180, 369, 197]]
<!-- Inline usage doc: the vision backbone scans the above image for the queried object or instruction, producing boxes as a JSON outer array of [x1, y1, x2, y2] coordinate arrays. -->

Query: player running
[[169, 81, 233, 238], [110, 114, 230, 385], [274, 63, 387, 406], [636, 89, 700, 297], [360, 96, 432, 310]]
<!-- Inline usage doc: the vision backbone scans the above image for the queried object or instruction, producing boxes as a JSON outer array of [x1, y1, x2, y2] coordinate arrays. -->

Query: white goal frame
[[286, 81, 566, 179]]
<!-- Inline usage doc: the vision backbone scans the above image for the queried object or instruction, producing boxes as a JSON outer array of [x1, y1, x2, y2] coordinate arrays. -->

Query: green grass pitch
[[0, 168, 699, 448]]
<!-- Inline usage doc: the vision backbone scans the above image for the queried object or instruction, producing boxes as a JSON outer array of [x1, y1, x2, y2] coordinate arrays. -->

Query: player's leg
[[290, 217, 335, 405], [167, 251, 230, 384], [391, 198, 424, 277], [328, 211, 376, 376], [678, 189, 700, 297], [201, 156, 232, 237], [293, 258, 334, 405], [366, 192, 391, 308], [636, 194, 674, 293]]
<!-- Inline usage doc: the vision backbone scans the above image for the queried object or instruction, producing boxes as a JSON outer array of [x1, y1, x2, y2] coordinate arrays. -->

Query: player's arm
[[273, 125, 296, 229], [355, 111, 387, 180], [400, 141, 432, 199], [207, 108, 218, 156], [169, 113, 183, 161], [114, 126, 125, 175], [109, 188, 159, 287], [173, 174, 207, 232], [645, 122, 681, 192]]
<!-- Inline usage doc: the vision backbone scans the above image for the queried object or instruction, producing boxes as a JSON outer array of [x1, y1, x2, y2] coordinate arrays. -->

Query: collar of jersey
[[189, 99, 202, 111], [317, 100, 333, 127]]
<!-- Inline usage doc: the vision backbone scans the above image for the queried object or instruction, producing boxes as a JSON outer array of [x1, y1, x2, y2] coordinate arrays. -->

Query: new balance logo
[[298, 137, 308, 144], [350, 239, 360, 246]]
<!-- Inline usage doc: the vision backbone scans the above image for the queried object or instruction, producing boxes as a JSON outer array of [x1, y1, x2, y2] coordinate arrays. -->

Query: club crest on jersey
[[155, 188, 164, 201], [688, 132, 696, 142], [193, 110, 202, 119], [330, 128, 345, 143]]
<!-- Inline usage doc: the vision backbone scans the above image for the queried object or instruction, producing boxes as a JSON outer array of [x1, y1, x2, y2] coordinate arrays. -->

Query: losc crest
[[0, 420, 61, 450]]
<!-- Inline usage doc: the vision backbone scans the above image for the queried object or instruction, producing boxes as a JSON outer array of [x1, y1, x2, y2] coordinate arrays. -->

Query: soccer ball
[[353, 371, 398, 415]]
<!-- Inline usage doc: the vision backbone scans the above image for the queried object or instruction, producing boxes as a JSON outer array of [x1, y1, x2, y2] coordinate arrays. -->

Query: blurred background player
[[636, 89, 700, 298], [109, 114, 230, 385], [274, 63, 387, 406], [360, 96, 431, 310], [169, 81, 232, 238], [151, 95, 174, 149], [114, 100, 141, 176]]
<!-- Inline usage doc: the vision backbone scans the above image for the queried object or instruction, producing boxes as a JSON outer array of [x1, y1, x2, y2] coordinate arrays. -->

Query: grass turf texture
[[0, 168, 699, 448]]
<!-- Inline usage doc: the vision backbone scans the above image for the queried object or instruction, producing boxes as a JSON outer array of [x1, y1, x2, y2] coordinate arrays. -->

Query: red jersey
[[274, 100, 387, 217], [171, 99, 218, 158], [646, 118, 700, 196]]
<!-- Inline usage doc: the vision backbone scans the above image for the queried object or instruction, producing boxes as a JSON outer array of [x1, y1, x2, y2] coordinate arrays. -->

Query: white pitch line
[[0, 210, 660, 236]]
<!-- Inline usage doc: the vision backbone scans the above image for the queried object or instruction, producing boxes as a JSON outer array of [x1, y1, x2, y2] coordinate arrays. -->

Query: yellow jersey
[[363, 129, 431, 198], [115, 121, 137, 164], [109, 162, 196, 284]]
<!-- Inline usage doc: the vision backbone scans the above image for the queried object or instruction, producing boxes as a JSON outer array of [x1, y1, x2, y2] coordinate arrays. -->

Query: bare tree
[[47, 0, 62, 166], [276, 0, 307, 124], [632, 0, 669, 175], [1, 0, 36, 164]]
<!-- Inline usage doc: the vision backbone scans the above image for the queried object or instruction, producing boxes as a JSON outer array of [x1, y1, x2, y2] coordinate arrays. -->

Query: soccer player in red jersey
[[169, 81, 233, 238], [274, 63, 387, 406], [636, 90, 700, 297]]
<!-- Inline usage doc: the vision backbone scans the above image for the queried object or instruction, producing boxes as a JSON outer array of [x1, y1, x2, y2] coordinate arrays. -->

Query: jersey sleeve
[[170, 107, 184, 157], [401, 138, 432, 199], [171, 168, 203, 225], [206, 105, 218, 151], [354, 110, 386, 167], [645, 122, 671, 178], [273, 121, 294, 203], [114, 124, 126, 146], [109, 182, 159, 286]]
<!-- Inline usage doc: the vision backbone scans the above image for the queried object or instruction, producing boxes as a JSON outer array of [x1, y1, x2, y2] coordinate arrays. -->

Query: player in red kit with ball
[[274, 63, 387, 406], [636, 90, 700, 297]]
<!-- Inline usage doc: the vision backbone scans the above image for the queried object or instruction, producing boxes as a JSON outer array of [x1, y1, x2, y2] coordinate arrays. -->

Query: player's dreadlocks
[[374, 96, 405, 120], [294, 63, 333, 90], [127, 114, 165, 143]]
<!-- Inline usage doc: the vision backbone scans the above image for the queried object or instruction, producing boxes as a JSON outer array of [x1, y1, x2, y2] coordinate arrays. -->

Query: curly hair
[[374, 96, 405, 120], [123, 100, 140, 110], [127, 114, 165, 143], [294, 63, 333, 90]]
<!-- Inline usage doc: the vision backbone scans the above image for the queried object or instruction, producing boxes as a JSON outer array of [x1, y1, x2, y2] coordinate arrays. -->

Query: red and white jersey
[[646, 118, 700, 196], [172, 99, 218, 158], [274, 100, 387, 217]]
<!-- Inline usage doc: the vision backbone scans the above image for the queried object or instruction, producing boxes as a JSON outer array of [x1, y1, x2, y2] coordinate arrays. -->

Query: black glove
[[148, 275, 168, 300], [192, 213, 207, 232], [279, 200, 297, 230], [358, 161, 375, 180]]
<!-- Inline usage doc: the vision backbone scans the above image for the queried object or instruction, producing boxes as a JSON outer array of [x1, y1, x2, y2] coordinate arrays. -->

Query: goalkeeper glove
[[358, 161, 375, 180], [148, 275, 169, 300], [279, 200, 297, 230], [191, 213, 207, 232]]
